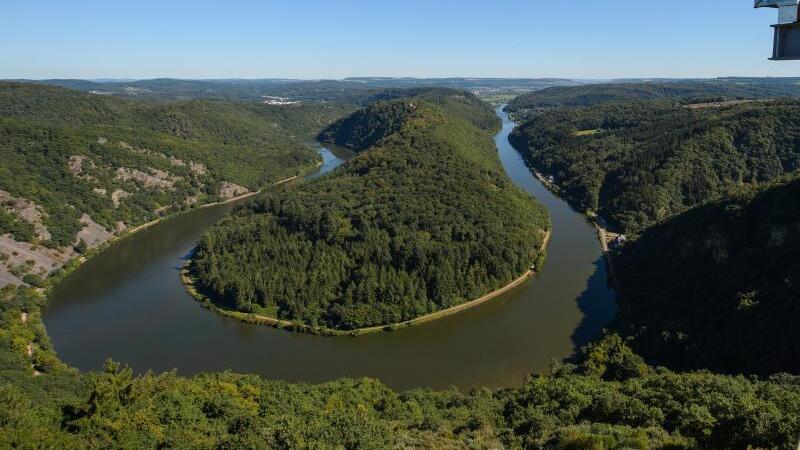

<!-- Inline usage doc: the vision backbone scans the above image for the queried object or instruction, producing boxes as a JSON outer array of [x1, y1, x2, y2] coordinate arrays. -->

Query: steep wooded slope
[[614, 176, 800, 376], [509, 100, 800, 234]]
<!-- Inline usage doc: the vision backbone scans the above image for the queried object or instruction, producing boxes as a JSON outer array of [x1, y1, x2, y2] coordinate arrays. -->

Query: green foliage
[[2, 274, 800, 448], [614, 176, 800, 376], [0, 82, 351, 246], [0, 208, 35, 242], [73, 239, 87, 255], [191, 91, 550, 330], [578, 334, 651, 381], [318, 101, 417, 151], [3, 309, 800, 450], [506, 79, 800, 116], [509, 99, 800, 234]]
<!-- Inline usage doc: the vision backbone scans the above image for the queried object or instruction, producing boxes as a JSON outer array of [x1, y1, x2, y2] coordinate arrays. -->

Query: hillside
[[25, 77, 578, 103], [506, 79, 800, 118], [0, 82, 352, 286], [509, 99, 800, 235], [188, 90, 550, 331], [614, 176, 800, 376]]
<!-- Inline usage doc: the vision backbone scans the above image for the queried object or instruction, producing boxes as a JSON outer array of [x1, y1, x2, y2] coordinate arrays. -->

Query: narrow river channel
[[44, 107, 616, 391]]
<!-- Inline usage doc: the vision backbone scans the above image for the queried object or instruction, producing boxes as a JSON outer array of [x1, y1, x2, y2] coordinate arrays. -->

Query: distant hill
[[509, 99, 800, 234], [17, 77, 580, 103], [22, 78, 381, 103], [614, 175, 800, 375], [0, 82, 351, 286], [506, 79, 800, 117], [189, 89, 550, 330]]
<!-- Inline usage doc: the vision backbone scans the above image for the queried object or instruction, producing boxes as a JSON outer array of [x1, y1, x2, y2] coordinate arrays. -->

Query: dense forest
[[0, 83, 798, 447], [613, 175, 800, 376], [505, 79, 800, 118], [0, 82, 351, 284], [189, 90, 550, 330], [509, 99, 800, 234], [2, 283, 799, 448]]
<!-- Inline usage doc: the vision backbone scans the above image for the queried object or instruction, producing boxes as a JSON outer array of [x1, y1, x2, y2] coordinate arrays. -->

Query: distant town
[[261, 95, 299, 105]]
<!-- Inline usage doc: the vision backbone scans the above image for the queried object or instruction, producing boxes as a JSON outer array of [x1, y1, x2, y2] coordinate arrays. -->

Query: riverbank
[[523, 162, 624, 294], [182, 229, 551, 337], [56, 163, 320, 277], [16, 166, 322, 376], [118, 166, 317, 237]]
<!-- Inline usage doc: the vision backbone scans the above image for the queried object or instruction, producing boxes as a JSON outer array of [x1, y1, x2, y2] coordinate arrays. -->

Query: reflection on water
[[44, 112, 616, 391]]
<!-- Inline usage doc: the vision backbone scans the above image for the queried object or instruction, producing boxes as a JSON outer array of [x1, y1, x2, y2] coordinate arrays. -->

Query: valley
[[41, 102, 615, 391], [1, 79, 799, 448]]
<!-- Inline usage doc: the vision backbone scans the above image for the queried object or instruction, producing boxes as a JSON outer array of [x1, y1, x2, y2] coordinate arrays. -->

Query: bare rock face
[[0, 211, 114, 288], [111, 189, 130, 207], [168, 156, 207, 175], [68, 155, 86, 175], [67, 155, 96, 177], [0, 190, 51, 241], [217, 182, 250, 200], [188, 161, 207, 175], [0, 234, 70, 286], [67, 155, 99, 184], [76, 213, 112, 248], [115, 167, 177, 190]]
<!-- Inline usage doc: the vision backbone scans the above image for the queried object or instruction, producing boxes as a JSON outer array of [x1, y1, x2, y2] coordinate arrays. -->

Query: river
[[43, 107, 616, 391]]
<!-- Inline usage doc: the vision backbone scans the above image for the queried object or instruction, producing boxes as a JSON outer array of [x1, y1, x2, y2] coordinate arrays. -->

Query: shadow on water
[[568, 256, 619, 359]]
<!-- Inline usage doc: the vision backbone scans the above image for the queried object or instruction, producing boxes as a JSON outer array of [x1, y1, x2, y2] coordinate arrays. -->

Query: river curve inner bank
[[43, 109, 616, 390]]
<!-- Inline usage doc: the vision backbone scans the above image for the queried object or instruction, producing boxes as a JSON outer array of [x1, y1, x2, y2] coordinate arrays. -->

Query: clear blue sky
[[2, 0, 798, 79]]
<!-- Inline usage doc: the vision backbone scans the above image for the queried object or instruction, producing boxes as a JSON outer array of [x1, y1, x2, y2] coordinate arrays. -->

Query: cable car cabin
[[756, 0, 800, 59]]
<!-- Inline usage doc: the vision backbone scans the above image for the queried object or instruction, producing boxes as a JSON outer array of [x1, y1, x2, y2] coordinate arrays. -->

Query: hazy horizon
[[7, 75, 800, 83]]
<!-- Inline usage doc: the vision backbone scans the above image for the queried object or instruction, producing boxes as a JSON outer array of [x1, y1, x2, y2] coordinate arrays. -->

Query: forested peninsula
[[188, 90, 550, 331]]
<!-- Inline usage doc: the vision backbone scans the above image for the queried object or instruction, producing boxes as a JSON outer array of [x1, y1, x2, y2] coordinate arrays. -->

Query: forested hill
[[509, 99, 800, 235], [506, 79, 800, 118], [614, 175, 800, 376], [190, 90, 550, 330], [0, 82, 351, 286]]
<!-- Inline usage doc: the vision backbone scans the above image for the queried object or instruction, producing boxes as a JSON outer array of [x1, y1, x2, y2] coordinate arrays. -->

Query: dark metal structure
[[756, 0, 800, 59]]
